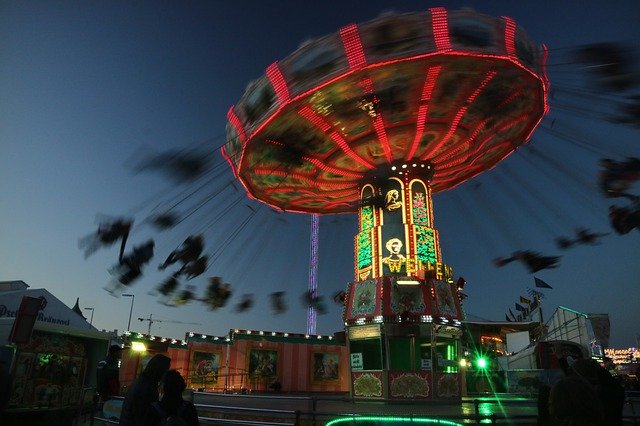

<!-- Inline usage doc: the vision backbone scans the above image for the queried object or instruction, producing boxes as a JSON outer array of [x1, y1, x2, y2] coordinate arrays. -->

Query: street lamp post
[[122, 294, 135, 332], [84, 307, 95, 328]]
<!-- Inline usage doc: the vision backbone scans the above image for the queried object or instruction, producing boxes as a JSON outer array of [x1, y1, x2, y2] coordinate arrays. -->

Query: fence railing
[[90, 390, 640, 425]]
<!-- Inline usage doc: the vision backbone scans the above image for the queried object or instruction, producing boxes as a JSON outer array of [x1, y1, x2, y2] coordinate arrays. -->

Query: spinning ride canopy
[[223, 8, 549, 214]]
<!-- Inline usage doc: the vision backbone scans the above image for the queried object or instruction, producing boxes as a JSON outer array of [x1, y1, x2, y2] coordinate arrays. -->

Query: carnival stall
[[0, 281, 111, 425]]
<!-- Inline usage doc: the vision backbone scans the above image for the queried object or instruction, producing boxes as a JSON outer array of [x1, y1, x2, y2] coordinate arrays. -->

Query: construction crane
[[137, 313, 201, 335]]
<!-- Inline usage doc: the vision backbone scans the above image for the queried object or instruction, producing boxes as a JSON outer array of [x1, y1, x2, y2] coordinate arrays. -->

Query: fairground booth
[[0, 280, 111, 425], [120, 328, 349, 394]]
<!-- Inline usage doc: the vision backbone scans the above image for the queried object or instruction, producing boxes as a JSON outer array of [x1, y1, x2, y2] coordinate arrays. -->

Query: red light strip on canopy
[[503, 17, 516, 57], [430, 7, 451, 52], [541, 44, 550, 116], [340, 24, 366, 70], [254, 168, 358, 190], [421, 71, 497, 160], [360, 78, 392, 163], [407, 65, 442, 160], [433, 89, 522, 164], [303, 156, 364, 178], [298, 106, 374, 169], [226, 106, 248, 174], [266, 138, 363, 178], [436, 115, 527, 173], [227, 107, 247, 143], [220, 145, 238, 177], [266, 62, 290, 104]]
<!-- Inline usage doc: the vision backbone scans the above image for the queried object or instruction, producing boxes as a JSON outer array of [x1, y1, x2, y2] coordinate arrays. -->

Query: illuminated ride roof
[[223, 8, 548, 214]]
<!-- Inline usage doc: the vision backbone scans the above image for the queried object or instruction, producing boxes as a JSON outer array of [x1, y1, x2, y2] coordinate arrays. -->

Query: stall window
[[417, 337, 433, 371], [388, 337, 412, 371], [350, 338, 383, 370], [434, 339, 459, 373]]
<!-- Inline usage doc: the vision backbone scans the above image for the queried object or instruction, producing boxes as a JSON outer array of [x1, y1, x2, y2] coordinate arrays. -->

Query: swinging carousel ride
[[222, 7, 548, 400]]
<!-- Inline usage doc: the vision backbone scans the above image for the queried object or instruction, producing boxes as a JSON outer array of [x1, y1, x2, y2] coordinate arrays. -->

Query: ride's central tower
[[343, 162, 463, 401], [355, 162, 447, 281]]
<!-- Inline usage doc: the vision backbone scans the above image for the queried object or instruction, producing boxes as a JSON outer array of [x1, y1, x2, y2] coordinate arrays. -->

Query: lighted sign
[[350, 353, 364, 371], [131, 341, 146, 352], [421, 358, 432, 370], [396, 277, 421, 285], [348, 324, 381, 340], [604, 347, 639, 364]]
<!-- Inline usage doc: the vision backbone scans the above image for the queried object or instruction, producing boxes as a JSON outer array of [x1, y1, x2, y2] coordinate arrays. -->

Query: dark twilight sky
[[1, 1, 639, 347]]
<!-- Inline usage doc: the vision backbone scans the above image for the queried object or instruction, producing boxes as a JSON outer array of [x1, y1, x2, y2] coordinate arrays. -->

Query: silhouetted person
[[146, 370, 199, 426], [0, 359, 11, 416], [537, 383, 552, 426], [494, 250, 560, 273], [149, 212, 179, 230], [614, 95, 640, 127], [269, 291, 287, 314], [599, 157, 640, 197], [159, 235, 204, 270], [97, 345, 122, 403], [174, 285, 196, 306], [548, 375, 604, 426], [80, 218, 133, 260], [554, 236, 574, 250], [574, 42, 637, 92], [157, 275, 180, 297], [203, 277, 232, 310], [569, 358, 625, 426], [235, 294, 254, 312], [575, 228, 608, 245], [179, 255, 208, 280], [302, 291, 327, 314], [609, 195, 640, 234], [135, 149, 211, 184], [117, 240, 155, 286], [119, 354, 171, 426]]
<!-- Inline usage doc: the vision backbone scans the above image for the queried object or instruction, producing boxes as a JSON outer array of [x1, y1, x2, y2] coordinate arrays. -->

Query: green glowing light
[[326, 416, 463, 426], [476, 357, 488, 369]]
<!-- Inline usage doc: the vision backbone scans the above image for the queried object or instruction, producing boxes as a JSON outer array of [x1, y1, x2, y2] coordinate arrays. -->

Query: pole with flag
[[532, 277, 552, 323], [520, 295, 532, 305], [534, 277, 553, 289]]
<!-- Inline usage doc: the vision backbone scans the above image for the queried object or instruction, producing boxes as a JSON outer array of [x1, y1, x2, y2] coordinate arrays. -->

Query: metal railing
[[89, 391, 640, 425]]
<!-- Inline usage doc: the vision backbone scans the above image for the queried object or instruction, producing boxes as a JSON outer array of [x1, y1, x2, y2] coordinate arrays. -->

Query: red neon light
[[407, 66, 442, 160], [268, 139, 362, 178], [303, 156, 364, 178], [503, 17, 516, 57], [340, 24, 366, 69], [266, 62, 290, 104], [430, 8, 451, 52], [253, 168, 357, 190], [298, 106, 374, 169], [437, 115, 527, 172], [541, 44, 550, 116], [220, 146, 238, 177], [266, 138, 284, 146], [239, 50, 544, 144], [360, 78, 392, 163], [421, 71, 496, 160], [227, 107, 246, 143], [227, 106, 248, 174], [434, 88, 522, 164]]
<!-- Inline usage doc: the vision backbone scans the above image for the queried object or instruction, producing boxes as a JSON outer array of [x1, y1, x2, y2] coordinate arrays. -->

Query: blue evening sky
[[1, 1, 639, 346]]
